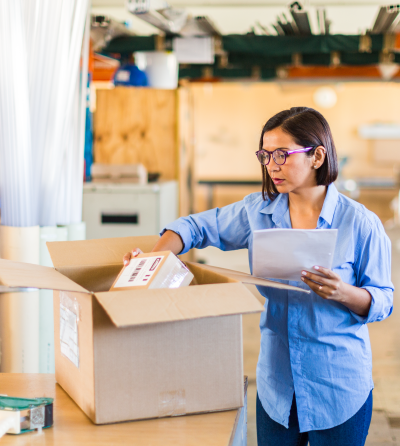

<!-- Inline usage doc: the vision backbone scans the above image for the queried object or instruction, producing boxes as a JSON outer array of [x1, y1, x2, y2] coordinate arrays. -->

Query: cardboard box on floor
[[0, 236, 307, 425]]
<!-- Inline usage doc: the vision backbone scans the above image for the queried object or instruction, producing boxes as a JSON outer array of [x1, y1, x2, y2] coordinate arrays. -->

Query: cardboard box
[[0, 236, 306, 425], [110, 251, 194, 291]]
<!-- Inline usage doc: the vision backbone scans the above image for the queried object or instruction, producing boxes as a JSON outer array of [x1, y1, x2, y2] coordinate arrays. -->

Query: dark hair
[[260, 107, 338, 201]]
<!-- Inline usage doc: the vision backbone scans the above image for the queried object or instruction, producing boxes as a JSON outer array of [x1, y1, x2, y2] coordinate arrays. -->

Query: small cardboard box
[[0, 236, 306, 425], [110, 251, 194, 291]]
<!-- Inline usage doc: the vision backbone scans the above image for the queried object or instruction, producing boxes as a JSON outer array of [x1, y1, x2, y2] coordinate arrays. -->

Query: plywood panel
[[94, 87, 177, 181], [177, 87, 195, 217], [190, 82, 400, 182], [356, 189, 398, 223], [195, 185, 261, 214], [373, 140, 400, 164]]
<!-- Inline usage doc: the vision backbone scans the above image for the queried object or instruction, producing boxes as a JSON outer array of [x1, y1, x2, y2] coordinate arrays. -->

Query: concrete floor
[[194, 225, 400, 446]]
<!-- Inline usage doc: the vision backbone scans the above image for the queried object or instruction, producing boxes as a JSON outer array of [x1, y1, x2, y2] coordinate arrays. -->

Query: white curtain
[[0, 0, 89, 227]]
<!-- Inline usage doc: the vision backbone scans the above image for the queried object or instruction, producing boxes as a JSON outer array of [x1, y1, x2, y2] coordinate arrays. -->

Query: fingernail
[[132, 251, 137, 256], [124, 260, 128, 266], [301, 277, 305, 281], [301, 271, 307, 276], [314, 266, 320, 270]]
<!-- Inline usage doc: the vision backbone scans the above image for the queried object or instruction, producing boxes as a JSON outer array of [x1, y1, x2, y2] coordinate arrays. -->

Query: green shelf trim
[[103, 35, 156, 54], [179, 66, 204, 78], [228, 51, 383, 68], [221, 34, 383, 56], [340, 51, 381, 65], [302, 53, 332, 66], [102, 34, 385, 57], [178, 66, 276, 80], [228, 53, 292, 67], [100, 34, 394, 80]]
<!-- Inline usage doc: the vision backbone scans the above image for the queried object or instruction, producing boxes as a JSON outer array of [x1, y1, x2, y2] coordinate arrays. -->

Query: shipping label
[[60, 303, 79, 368], [113, 256, 164, 288]]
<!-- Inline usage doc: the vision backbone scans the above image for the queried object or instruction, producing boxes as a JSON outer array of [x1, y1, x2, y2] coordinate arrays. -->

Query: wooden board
[[177, 87, 195, 217], [94, 87, 177, 181], [356, 189, 398, 223], [188, 82, 400, 214], [0, 373, 242, 446], [190, 82, 400, 182], [372, 140, 400, 164]]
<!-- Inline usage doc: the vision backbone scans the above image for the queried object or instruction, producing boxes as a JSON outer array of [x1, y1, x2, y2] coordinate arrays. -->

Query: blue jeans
[[256, 391, 373, 446]]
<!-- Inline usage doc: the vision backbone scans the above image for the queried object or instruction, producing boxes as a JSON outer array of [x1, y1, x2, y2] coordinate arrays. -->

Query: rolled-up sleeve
[[160, 201, 251, 255], [351, 216, 394, 324]]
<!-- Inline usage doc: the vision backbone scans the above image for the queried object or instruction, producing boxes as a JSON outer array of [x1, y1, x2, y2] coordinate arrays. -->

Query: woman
[[124, 107, 393, 445]]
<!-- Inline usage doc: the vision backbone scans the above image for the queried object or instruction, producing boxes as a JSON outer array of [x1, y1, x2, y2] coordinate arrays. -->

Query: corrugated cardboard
[[0, 236, 306, 425]]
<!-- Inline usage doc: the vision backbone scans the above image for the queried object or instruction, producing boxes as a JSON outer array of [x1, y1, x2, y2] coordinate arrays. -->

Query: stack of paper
[[253, 229, 338, 281]]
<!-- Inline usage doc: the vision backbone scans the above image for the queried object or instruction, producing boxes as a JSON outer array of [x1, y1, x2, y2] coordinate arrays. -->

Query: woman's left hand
[[301, 266, 345, 303]]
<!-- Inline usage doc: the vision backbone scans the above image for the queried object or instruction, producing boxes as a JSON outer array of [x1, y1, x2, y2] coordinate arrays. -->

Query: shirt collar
[[319, 183, 339, 226], [259, 183, 338, 226], [259, 192, 289, 225]]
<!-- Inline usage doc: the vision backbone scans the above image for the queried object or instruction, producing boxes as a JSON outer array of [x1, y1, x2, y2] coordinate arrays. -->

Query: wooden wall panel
[[189, 82, 400, 221], [94, 87, 177, 181], [190, 82, 400, 182], [177, 87, 195, 217]]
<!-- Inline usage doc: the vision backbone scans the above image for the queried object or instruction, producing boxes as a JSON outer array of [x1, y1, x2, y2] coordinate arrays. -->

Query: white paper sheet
[[253, 229, 338, 282], [60, 303, 79, 368], [172, 37, 214, 64]]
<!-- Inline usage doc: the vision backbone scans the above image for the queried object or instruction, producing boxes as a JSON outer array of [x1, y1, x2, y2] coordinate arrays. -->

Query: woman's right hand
[[122, 230, 184, 266], [123, 248, 143, 266]]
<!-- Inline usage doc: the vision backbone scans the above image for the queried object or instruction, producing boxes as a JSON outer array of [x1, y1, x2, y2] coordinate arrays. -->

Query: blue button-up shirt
[[161, 183, 393, 432]]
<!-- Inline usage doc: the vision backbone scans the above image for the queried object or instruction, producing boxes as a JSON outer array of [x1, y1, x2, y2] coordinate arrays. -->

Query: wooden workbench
[[0, 374, 247, 446]]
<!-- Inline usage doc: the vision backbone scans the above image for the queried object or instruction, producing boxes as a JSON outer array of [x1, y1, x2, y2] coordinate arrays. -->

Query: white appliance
[[82, 181, 178, 239], [134, 51, 178, 89]]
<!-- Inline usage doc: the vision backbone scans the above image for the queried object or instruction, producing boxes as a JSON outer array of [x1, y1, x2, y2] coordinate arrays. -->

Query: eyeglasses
[[255, 147, 315, 166]]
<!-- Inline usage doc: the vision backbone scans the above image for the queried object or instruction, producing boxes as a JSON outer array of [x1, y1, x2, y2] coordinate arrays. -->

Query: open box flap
[[94, 282, 264, 328], [0, 259, 89, 293], [47, 235, 159, 268], [186, 262, 310, 294]]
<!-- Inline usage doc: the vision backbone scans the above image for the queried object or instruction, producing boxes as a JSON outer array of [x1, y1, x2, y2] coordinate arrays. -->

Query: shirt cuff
[[349, 286, 387, 324], [160, 221, 193, 255]]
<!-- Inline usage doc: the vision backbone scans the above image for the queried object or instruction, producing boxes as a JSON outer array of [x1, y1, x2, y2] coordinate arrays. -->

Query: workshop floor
[[194, 225, 400, 446]]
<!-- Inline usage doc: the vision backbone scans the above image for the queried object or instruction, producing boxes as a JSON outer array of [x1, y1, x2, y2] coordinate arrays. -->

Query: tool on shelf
[[0, 395, 53, 437]]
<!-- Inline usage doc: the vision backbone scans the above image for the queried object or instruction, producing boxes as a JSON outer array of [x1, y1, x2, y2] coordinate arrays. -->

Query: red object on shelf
[[93, 53, 120, 81], [395, 33, 400, 52], [286, 65, 400, 79]]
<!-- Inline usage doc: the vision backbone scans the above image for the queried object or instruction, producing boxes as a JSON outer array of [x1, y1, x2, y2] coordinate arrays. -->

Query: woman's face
[[262, 127, 323, 194]]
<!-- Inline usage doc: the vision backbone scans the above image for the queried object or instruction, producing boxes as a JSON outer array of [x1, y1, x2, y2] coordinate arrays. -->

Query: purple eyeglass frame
[[255, 146, 315, 166]]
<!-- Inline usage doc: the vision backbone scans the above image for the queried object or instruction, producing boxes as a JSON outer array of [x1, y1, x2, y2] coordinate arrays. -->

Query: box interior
[[55, 259, 235, 294], [56, 264, 123, 293]]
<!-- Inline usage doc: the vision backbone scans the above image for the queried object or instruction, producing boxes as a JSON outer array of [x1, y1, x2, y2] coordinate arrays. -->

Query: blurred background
[[2, 0, 400, 444], [90, 2, 400, 444]]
